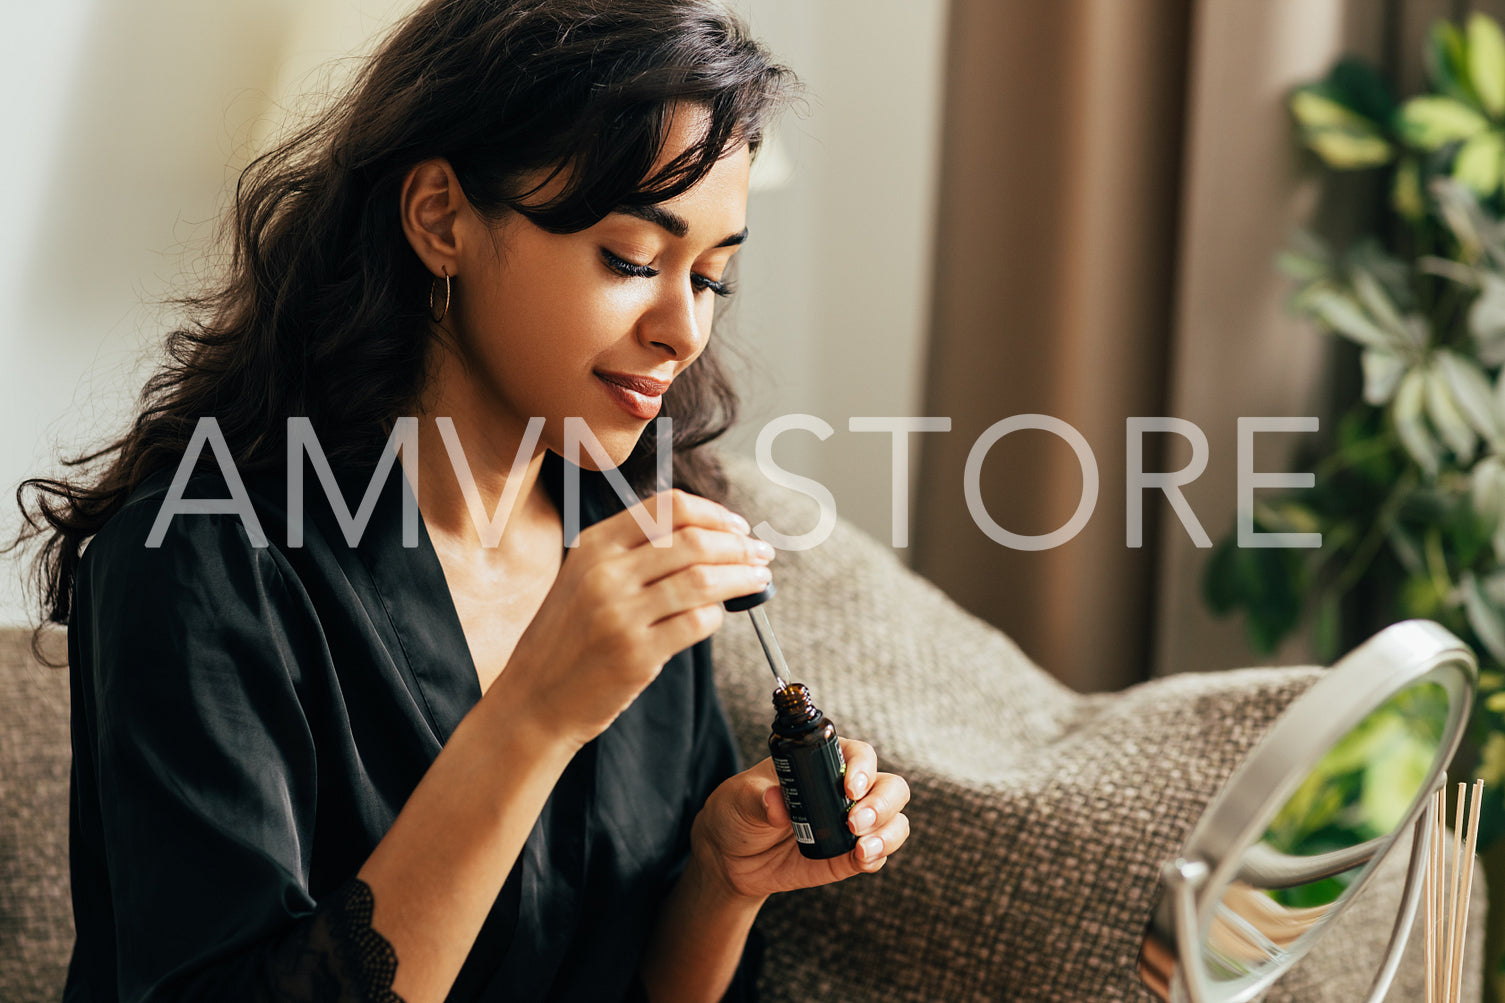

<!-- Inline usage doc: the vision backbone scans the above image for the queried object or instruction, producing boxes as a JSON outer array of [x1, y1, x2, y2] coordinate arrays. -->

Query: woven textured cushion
[[714, 454, 1484, 1002], [0, 628, 74, 998]]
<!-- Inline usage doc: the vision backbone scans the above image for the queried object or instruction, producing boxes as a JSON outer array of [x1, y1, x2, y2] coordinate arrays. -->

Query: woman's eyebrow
[[612, 204, 749, 248]]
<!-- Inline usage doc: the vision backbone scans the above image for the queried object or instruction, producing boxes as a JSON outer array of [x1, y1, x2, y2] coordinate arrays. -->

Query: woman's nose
[[638, 282, 706, 360]]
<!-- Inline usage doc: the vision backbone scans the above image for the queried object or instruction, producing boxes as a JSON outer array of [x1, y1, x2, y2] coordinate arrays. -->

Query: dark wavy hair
[[10, 0, 799, 654]]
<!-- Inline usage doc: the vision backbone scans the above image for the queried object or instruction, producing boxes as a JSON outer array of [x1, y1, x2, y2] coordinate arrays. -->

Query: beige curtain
[[913, 0, 1433, 691]]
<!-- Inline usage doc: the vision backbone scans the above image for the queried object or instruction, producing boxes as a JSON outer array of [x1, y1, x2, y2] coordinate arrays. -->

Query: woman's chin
[[546, 429, 647, 473]]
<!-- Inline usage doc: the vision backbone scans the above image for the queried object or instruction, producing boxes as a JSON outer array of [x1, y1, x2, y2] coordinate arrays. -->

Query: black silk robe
[[62, 448, 761, 1002]]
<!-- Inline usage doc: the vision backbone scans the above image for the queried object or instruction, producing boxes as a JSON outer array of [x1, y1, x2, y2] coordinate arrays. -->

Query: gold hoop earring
[[429, 269, 451, 323]]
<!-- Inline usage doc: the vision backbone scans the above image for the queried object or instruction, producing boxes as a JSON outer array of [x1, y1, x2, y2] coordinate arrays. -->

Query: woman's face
[[428, 106, 751, 468]]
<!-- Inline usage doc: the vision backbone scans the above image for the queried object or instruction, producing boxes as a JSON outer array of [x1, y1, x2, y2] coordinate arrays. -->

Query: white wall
[[0, 0, 947, 626], [720, 1, 947, 550]]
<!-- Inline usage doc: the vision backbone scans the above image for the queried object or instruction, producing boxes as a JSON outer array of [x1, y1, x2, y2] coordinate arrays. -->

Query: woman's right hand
[[497, 488, 773, 748]]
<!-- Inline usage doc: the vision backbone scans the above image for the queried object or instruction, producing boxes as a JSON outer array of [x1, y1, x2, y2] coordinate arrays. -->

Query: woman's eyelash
[[693, 273, 736, 298], [602, 248, 658, 278], [601, 248, 736, 298]]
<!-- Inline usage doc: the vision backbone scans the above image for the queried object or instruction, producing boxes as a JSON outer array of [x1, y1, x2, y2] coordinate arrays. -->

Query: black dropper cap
[[723, 583, 776, 612]]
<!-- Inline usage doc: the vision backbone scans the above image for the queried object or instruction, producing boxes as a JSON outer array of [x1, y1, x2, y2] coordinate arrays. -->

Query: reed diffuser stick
[[1435, 786, 1448, 1003], [1446, 782, 1468, 1002], [1449, 781, 1485, 1002], [1425, 791, 1436, 1003], [1425, 779, 1485, 1003]]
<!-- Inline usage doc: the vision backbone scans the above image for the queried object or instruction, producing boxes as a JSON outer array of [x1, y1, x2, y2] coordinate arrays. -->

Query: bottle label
[[772, 736, 853, 847], [771, 754, 808, 841]]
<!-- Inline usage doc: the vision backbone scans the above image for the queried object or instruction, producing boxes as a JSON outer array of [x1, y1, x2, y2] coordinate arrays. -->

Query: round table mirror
[[1139, 620, 1477, 1003]]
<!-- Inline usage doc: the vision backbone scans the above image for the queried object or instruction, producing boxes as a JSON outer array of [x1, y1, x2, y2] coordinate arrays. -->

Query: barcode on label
[[792, 821, 814, 844]]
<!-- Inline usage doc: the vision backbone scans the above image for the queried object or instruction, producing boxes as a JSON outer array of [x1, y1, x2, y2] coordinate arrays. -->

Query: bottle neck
[[772, 682, 824, 734]]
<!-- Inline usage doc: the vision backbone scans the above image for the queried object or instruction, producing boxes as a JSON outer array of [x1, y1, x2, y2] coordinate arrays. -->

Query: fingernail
[[851, 807, 877, 832], [751, 540, 776, 561], [860, 836, 884, 860], [729, 513, 752, 534], [753, 566, 772, 584], [850, 772, 869, 798]]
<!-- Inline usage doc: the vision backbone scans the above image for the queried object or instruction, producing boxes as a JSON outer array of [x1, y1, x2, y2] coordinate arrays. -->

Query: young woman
[[13, 1, 911, 1001]]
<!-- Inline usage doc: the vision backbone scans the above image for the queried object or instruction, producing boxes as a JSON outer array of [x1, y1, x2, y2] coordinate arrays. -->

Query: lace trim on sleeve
[[168, 876, 406, 1002], [246, 876, 406, 1003], [324, 878, 403, 1002]]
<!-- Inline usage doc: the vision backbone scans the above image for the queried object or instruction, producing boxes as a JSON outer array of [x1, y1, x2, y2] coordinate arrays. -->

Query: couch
[[0, 459, 1486, 1001]]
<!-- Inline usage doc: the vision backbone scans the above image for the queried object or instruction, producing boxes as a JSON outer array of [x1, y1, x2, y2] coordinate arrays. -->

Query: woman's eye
[[602, 248, 658, 278], [691, 272, 736, 298], [602, 248, 735, 298]]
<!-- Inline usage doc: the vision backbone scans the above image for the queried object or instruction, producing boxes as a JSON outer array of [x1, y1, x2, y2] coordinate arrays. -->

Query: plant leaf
[[1483, 567, 1505, 607], [1392, 156, 1427, 220], [1290, 87, 1395, 168], [1419, 255, 1481, 286], [1395, 368, 1441, 478], [1403, 572, 1448, 619], [1306, 130, 1394, 169], [1469, 13, 1505, 118], [1425, 362, 1479, 461], [1439, 348, 1505, 447], [1276, 251, 1331, 283], [1473, 455, 1505, 523], [1465, 570, 1505, 663], [1476, 733, 1505, 790], [1434, 176, 1488, 255], [1352, 267, 1411, 339], [1389, 525, 1427, 577], [1402, 313, 1432, 353], [1470, 274, 1505, 366], [1470, 458, 1505, 562], [1429, 20, 1476, 104], [1347, 240, 1414, 298], [1361, 347, 1407, 405], [1300, 287, 1395, 349], [1289, 86, 1372, 128], [1397, 95, 1490, 150], [1326, 57, 1399, 123], [1275, 232, 1334, 283], [1493, 361, 1505, 417], [1453, 130, 1505, 194]]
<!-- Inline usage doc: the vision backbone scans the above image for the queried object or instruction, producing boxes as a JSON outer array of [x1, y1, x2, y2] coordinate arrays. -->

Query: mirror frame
[[1139, 619, 1477, 1002]]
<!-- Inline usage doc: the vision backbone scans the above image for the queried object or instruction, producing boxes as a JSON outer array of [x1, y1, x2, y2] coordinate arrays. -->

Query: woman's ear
[[399, 158, 466, 277]]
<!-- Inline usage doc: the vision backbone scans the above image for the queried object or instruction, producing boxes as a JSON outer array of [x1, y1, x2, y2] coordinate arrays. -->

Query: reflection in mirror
[[1199, 669, 1453, 996]]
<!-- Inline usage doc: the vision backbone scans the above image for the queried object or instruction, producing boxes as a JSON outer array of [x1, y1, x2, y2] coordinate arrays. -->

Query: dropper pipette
[[723, 584, 789, 690], [747, 605, 791, 690]]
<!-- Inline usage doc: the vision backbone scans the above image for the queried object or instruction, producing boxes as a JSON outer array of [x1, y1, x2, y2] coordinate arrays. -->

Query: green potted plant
[[1203, 13, 1505, 993]]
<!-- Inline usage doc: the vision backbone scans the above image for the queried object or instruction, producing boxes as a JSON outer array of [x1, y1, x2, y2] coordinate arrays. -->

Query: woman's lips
[[595, 371, 668, 421]]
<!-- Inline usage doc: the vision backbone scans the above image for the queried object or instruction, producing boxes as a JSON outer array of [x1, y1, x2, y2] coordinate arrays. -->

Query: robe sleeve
[[71, 500, 404, 1003]]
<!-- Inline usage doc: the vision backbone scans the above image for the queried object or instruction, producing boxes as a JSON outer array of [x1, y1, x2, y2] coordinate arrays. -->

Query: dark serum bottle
[[724, 581, 857, 859], [769, 682, 857, 859]]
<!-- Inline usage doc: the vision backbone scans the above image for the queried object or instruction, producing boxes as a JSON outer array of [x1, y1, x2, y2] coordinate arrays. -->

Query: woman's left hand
[[689, 739, 910, 901]]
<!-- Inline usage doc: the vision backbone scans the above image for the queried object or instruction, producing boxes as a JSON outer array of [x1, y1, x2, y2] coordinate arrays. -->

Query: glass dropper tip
[[747, 606, 791, 690]]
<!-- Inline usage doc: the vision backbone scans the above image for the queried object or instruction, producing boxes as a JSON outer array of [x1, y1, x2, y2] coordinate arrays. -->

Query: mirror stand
[[1158, 794, 1437, 1003], [1361, 797, 1435, 1003], [1140, 622, 1476, 1003], [1163, 858, 1214, 1003]]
